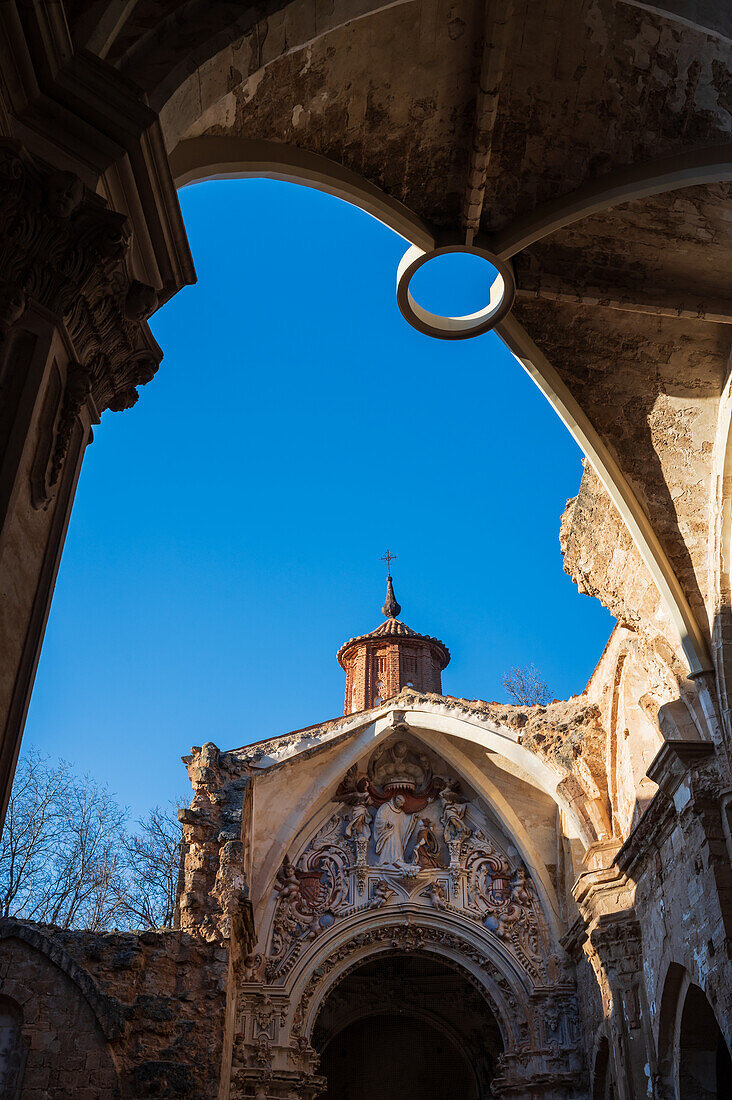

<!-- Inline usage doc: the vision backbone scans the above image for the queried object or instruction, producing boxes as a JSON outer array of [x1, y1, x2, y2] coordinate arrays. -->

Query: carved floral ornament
[[0, 139, 160, 415], [260, 740, 559, 990]]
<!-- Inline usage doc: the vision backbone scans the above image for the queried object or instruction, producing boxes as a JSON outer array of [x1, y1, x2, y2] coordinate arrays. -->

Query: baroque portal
[[236, 723, 582, 1099], [213, 590, 587, 1100], [267, 738, 546, 986]]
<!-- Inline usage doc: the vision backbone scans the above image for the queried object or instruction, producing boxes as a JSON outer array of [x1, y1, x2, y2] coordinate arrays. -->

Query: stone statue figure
[[373, 793, 417, 868], [441, 801, 471, 844], [344, 800, 371, 841], [411, 818, 442, 869]]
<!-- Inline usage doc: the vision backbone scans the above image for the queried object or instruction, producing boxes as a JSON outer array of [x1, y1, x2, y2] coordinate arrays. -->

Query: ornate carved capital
[[0, 138, 161, 414], [589, 912, 642, 971]]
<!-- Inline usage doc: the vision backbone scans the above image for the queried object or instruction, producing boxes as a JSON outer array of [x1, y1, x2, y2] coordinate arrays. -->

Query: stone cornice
[[616, 738, 718, 878], [570, 864, 635, 925], [0, 1, 194, 300], [645, 737, 716, 793], [336, 621, 450, 669]]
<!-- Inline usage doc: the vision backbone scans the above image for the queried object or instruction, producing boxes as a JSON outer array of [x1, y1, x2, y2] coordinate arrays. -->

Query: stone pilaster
[[588, 913, 655, 1100], [0, 0, 195, 827], [0, 138, 169, 823]]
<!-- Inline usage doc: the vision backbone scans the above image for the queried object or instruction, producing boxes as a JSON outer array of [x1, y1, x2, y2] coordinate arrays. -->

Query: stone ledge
[[646, 738, 716, 796]]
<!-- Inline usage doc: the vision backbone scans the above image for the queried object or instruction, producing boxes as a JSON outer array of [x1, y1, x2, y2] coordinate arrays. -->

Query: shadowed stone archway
[[312, 953, 503, 1100]]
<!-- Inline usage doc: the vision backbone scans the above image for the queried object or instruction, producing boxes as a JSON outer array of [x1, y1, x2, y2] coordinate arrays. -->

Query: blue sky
[[23, 179, 613, 821]]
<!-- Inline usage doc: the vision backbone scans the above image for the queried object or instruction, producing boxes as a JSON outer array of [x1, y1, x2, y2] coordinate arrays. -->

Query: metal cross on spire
[[380, 549, 397, 577]]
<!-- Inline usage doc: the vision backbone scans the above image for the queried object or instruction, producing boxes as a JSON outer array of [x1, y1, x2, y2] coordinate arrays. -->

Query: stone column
[[0, 139, 162, 824], [588, 914, 655, 1100]]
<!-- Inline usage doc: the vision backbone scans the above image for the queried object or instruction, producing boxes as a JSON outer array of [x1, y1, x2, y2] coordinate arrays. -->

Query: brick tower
[[337, 575, 450, 714]]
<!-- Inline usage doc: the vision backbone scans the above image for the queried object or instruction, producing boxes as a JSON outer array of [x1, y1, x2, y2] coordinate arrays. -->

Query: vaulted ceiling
[[55, 0, 732, 676]]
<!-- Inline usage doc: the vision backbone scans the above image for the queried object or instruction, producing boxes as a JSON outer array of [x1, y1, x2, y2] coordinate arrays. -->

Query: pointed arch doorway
[[311, 953, 503, 1100]]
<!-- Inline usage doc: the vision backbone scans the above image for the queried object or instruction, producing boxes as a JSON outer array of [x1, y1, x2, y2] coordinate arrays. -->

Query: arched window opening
[[678, 983, 732, 1100], [592, 1034, 615, 1100], [0, 997, 25, 1099], [312, 953, 503, 1100]]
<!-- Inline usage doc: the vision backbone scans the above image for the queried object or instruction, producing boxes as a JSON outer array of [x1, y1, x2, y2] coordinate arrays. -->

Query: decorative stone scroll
[[265, 741, 550, 984]]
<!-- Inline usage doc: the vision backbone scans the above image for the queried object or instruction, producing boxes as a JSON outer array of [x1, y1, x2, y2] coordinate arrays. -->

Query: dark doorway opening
[[312, 952, 503, 1100], [320, 1013, 476, 1100], [679, 983, 732, 1100]]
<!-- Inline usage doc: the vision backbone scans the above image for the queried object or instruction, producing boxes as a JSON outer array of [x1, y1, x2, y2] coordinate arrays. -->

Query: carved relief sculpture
[[264, 739, 550, 985]]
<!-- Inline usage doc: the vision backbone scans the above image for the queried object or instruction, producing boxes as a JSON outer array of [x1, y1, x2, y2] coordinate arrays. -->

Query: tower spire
[[379, 549, 401, 619], [338, 559, 449, 713], [381, 574, 401, 619]]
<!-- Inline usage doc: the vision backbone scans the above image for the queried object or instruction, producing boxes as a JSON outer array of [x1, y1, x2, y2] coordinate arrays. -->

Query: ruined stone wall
[[0, 921, 228, 1100], [177, 741, 253, 947], [560, 462, 675, 658], [618, 747, 732, 1056], [0, 934, 120, 1099], [556, 465, 732, 1092]]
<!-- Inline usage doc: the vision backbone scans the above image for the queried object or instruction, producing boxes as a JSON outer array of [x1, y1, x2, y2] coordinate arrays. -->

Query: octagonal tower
[[337, 576, 450, 714]]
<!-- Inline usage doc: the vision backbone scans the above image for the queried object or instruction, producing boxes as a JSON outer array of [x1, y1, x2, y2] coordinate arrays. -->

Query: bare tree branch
[[502, 664, 551, 707], [1, 750, 186, 932], [0, 750, 73, 918], [121, 800, 184, 929]]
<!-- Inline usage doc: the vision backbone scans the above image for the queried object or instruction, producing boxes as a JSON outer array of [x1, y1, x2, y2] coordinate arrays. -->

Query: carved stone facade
[[1, 0, 732, 1096], [2, 565, 732, 1097]]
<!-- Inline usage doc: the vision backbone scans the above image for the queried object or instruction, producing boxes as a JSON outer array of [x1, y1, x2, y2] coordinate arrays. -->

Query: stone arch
[[607, 648, 627, 835], [591, 1030, 615, 1100], [171, 137, 433, 250], [275, 895, 543, 999], [657, 961, 690, 1090], [399, 706, 600, 850], [0, 928, 122, 1098], [497, 312, 714, 679], [251, 708, 580, 931], [311, 951, 502, 1100], [0, 919, 123, 1040], [711, 365, 732, 747], [287, 919, 526, 1052], [254, 724, 567, 1018], [273, 913, 584, 1095], [0, 994, 25, 1098], [139, 0, 409, 123], [656, 963, 732, 1100]]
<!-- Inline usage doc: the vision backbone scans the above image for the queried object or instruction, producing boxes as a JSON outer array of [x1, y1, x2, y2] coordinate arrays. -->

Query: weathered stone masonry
[[1, 0, 732, 1094]]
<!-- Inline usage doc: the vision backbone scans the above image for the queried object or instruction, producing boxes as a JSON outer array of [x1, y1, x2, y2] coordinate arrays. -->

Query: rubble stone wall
[[0, 921, 228, 1100], [0, 935, 120, 1100]]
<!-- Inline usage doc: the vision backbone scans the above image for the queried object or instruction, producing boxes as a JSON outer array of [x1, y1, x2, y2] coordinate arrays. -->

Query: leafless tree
[[1, 751, 130, 930], [30, 775, 129, 930], [0, 748, 73, 919], [1, 749, 185, 932], [502, 664, 551, 707], [121, 801, 183, 929]]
